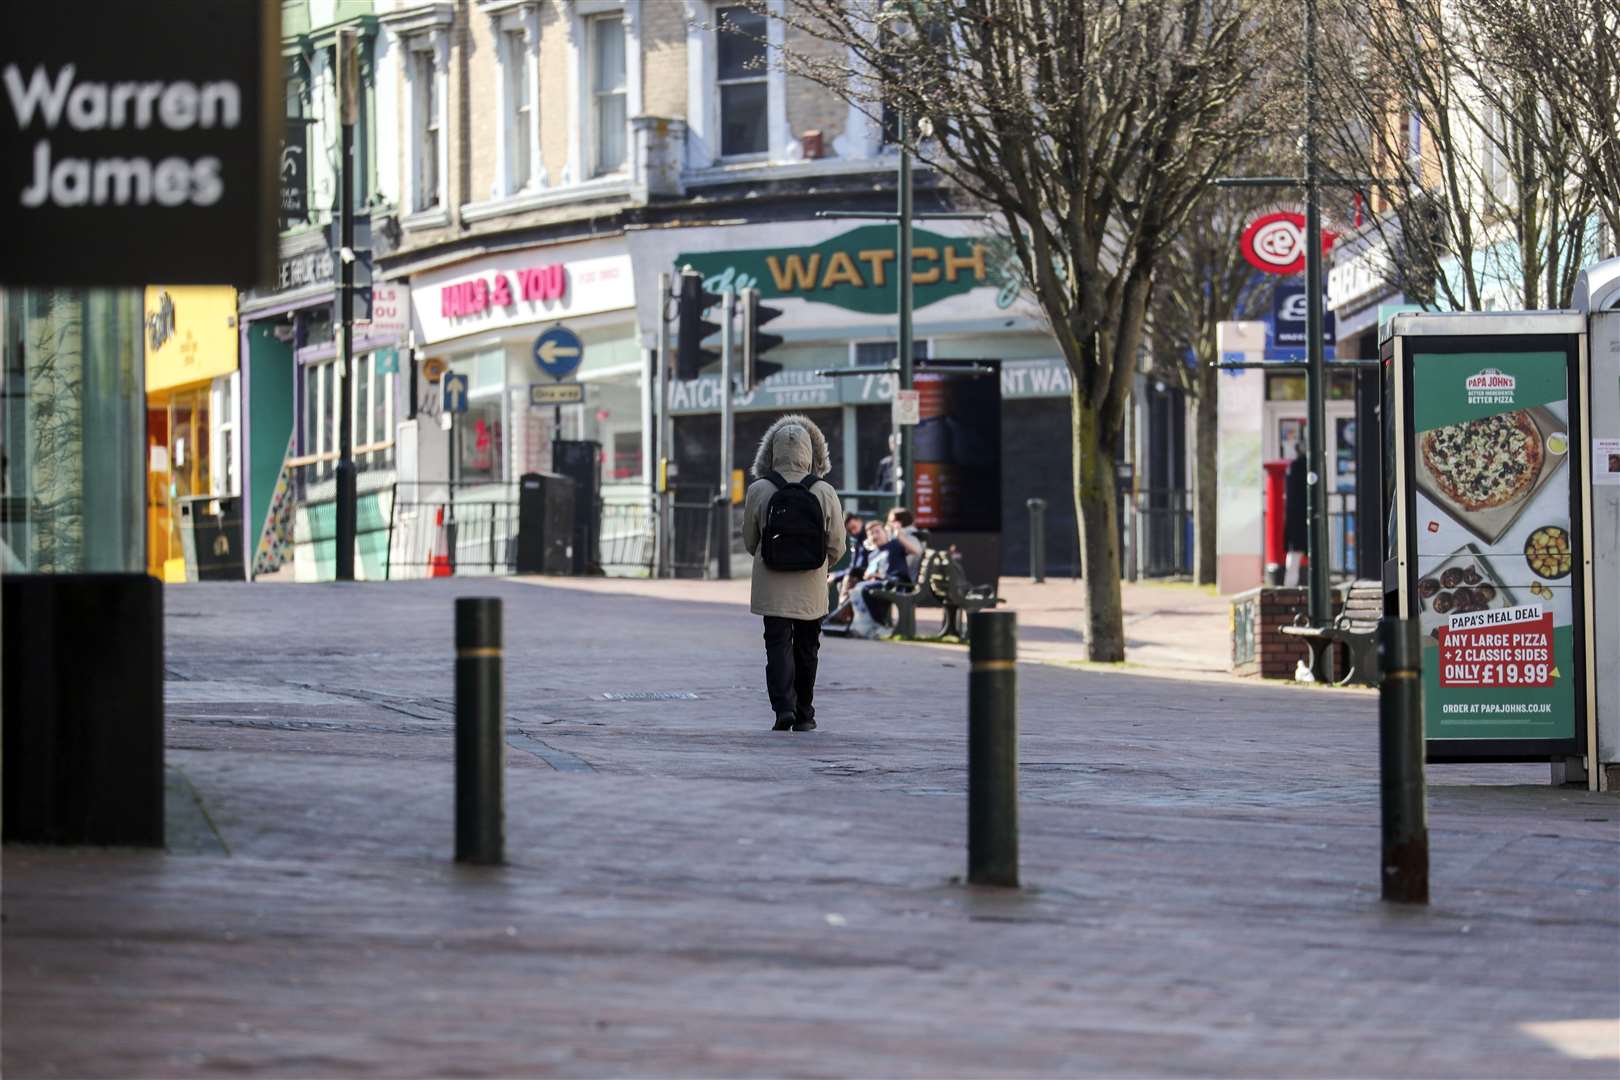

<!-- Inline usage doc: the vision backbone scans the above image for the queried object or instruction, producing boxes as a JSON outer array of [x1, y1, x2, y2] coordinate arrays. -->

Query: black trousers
[[762, 616, 822, 721]]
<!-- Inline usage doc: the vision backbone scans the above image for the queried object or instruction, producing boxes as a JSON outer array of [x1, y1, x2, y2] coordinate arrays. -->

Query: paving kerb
[[3, 578, 1616, 1078]]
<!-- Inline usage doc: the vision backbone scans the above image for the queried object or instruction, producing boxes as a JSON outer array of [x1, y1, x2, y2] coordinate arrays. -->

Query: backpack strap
[[765, 469, 794, 490]]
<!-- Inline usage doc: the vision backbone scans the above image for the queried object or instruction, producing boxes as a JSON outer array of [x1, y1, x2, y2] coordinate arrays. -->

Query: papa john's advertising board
[[1383, 312, 1592, 763]]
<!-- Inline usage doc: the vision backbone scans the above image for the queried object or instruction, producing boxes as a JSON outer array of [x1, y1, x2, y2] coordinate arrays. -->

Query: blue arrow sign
[[442, 372, 469, 414], [532, 325, 584, 381]]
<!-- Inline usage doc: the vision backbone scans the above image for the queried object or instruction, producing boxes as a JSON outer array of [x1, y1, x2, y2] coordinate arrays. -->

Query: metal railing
[[599, 501, 656, 576], [386, 482, 519, 579]]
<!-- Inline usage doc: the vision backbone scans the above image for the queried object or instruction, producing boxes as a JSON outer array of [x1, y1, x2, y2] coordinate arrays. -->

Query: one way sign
[[442, 373, 469, 414]]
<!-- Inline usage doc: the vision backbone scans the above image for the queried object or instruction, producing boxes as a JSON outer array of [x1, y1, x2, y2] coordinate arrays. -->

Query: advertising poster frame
[[1383, 313, 1592, 763]]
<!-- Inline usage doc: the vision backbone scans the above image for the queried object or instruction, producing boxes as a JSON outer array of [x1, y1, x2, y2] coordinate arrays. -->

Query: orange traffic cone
[[429, 506, 452, 578]]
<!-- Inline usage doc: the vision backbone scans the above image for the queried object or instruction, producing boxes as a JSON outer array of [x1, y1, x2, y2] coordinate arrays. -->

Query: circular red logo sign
[[1240, 212, 1335, 275]]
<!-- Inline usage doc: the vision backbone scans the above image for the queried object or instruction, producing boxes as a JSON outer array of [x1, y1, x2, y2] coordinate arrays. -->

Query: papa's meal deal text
[[1412, 349, 1578, 742], [1, 1, 270, 285]]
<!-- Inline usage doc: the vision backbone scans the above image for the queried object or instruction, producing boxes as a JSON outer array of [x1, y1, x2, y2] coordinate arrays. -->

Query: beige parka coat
[[742, 414, 846, 619]]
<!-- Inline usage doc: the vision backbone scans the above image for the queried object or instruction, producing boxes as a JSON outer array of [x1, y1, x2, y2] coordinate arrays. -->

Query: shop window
[[590, 13, 628, 175], [1266, 372, 1306, 401], [716, 6, 767, 157], [300, 352, 395, 481], [610, 430, 640, 481], [210, 372, 240, 497], [456, 398, 505, 484]]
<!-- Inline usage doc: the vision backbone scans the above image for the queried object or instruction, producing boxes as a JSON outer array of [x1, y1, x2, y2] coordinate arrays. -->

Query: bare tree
[[770, 0, 1287, 660], [1461, 0, 1620, 253], [1317, 0, 1603, 311]]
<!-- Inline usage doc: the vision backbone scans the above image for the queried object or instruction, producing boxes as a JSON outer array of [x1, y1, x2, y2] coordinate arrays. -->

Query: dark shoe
[[791, 718, 817, 732], [772, 715, 795, 731]]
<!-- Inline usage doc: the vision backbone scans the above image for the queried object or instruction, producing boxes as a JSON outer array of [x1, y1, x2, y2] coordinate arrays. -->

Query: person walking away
[[743, 415, 845, 732], [848, 519, 921, 638]]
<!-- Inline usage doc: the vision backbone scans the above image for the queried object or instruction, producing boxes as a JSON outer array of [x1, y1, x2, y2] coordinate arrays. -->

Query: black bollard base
[[455, 597, 505, 865], [968, 609, 1019, 888]]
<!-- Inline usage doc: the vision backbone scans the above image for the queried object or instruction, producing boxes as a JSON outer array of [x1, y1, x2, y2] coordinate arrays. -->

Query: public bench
[[1278, 578, 1383, 686], [869, 547, 1003, 642]]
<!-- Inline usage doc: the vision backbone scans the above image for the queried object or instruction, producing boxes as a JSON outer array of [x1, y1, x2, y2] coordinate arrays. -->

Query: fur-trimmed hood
[[751, 413, 832, 479]]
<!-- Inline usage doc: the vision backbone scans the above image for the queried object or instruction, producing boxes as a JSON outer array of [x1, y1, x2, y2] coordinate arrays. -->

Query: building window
[[210, 371, 240, 497], [504, 26, 534, 192], [716, 5, 767, 157], [590, 14, 627, 176], [412, 45, 441, 210], [301, 353, 396, 481]]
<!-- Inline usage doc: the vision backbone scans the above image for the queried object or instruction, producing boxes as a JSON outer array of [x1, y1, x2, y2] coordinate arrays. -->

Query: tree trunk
[[1072, 383, 1125, 662], [1192, 357, 1219, 586]]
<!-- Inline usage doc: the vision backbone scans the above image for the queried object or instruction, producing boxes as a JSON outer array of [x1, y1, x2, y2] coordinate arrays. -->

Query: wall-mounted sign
[[411, 239, 632, 346], [530, 382, 584, 406], [674, 224, 1013, 316], [1272, 285, 1336, 348], [366, 282, 408, 338], [1, 0, 277, 285], [144, 285, 239, 392], [1241, 212, 1337, 276], [278, 248, 333, 291], [532, 325, 583, 380], [279, 117, 307, 228]]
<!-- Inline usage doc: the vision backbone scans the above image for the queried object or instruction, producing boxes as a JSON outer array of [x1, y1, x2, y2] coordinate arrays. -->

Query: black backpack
[[759, 471, 828, 571]]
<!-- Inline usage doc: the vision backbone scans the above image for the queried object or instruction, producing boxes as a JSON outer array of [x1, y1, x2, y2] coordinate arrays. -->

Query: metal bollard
[[1027, 498, 1047, 583], [712, 492, 731, 581], [968, 609, 1019, 887], [455, 597, 505, 865], [1377, 617, 1428, 904]]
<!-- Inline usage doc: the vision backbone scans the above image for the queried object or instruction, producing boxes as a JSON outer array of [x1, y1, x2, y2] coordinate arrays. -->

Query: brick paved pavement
[[3, 578, 1617, 1077]]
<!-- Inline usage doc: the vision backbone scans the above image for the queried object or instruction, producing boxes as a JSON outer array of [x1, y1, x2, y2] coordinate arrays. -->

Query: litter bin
[[176, 495, 245, 581], [515, 472, 576, 575]]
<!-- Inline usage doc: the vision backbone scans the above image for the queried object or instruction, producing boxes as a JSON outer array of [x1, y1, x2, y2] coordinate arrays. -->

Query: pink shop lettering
[[441, 264, 567, 318]]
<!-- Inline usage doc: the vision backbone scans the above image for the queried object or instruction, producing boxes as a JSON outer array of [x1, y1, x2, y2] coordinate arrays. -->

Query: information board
[[1390, 324, 1588, 761], [912, 363, 1001, 532]]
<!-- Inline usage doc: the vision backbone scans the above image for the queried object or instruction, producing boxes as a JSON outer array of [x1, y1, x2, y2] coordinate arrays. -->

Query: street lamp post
[[896, 104, 914, 500], [334, 28, 359, 582], [1302, 0, 1332, 647]]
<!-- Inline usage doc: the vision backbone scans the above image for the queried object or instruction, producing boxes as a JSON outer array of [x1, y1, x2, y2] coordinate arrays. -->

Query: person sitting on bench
[[846, 520, 921, 639]]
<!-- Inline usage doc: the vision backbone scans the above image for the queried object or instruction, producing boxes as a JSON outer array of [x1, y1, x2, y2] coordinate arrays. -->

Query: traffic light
[[741, 287, 784, 391], [675, 270, 722, 380]]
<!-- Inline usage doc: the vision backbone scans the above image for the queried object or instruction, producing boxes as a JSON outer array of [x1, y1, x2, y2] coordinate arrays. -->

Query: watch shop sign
[[0, 0, 277, 286]]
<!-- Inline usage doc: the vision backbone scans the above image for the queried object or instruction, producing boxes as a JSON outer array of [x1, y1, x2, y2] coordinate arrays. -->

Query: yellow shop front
[[144, 286, 241, 581]]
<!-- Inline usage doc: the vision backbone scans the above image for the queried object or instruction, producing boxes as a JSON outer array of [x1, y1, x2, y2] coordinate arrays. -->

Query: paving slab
[[3, 578, 1617, 1078]]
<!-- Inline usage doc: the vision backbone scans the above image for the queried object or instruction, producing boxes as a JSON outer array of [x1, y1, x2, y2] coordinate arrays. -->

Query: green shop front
[[628, 220, 1082, 577], [1382, 312, 1597, 769]]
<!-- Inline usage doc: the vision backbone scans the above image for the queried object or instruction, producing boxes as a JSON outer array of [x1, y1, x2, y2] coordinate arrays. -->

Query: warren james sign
[[0, 1, 277, 286]]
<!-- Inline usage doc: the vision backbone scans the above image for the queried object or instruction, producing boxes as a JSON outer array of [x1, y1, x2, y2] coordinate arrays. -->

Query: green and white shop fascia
[[625, 220, 1072, 489], [406, 235, 644, 497]]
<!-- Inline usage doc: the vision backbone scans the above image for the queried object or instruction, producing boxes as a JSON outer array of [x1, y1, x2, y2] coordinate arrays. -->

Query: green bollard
[[968, 609, 1019, 887], [456, 597, 505, 865], [1378, 617, 1428, 904]]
